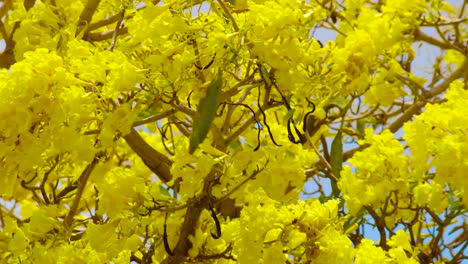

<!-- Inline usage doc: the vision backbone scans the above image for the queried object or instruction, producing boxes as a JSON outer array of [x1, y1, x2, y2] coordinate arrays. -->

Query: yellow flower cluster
[[187, 190, 420, 263], [404, 80, 468, 208], [339, 128, 411, 216], [0, 49, 97, 197], [339, 79, 467, 228]]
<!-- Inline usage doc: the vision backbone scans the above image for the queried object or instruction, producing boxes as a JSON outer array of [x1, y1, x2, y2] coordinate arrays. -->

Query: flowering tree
[[0, 0, 467, 263]]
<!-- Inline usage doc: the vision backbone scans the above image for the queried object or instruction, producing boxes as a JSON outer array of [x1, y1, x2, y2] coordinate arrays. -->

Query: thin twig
[[64, 156, 99, 228], [174, 103, 196, 117], [40, 156, 60, 205], [89, 10, 141, 31], [217, 163, 267, 204], [218, 0, 239, 32], [133, 109, 177, 127], [0, 204, 4, 229], [307, 138, 339, 182], [172, 119, 191, 137], [225, 103, 281, 144], [421, 17, 467, 27], [85, 27, 128, 41], [107, 10, 125, 51]]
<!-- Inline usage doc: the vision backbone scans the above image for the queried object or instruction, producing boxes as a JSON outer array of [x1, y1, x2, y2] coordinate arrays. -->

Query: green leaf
[[189, 72, 223, 154], [332, 96, 348, 109], [229, 139, 242, 151], [259, 64, 271, 87], [159, 185, 171, 197], [448, 190, 464, 214], [283, 108, 295, 123], [330, 131, 343, 197], [343, 208, 365, 231], [137, 106, 157, 120], [136, 101, 161, 121], [305, 115, 321, 136]]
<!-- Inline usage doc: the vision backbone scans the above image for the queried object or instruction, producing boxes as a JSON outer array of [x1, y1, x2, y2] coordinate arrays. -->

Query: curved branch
[[364, 206, 389, 251]]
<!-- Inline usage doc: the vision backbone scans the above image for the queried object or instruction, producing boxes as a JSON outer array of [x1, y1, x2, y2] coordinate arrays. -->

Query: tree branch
[[224, 102, 281, 145], [84, 27, 128, 41], [388, 58, 467, 133], [133, 109, 177, 127], [89, 11, 126, 31], [162, 163, 225, 263], [427, 58, 468, 98], [0, 0, 13, 19], [123, 129, 173, 183], [218, 0, 239, 32], [414, 29, 465, 52], [162, 200, 205, 264], [107, 10, 125, 51], [308, 59, 468, 180], [76, 0, 102, 37], [364, 206, 389, 250]]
